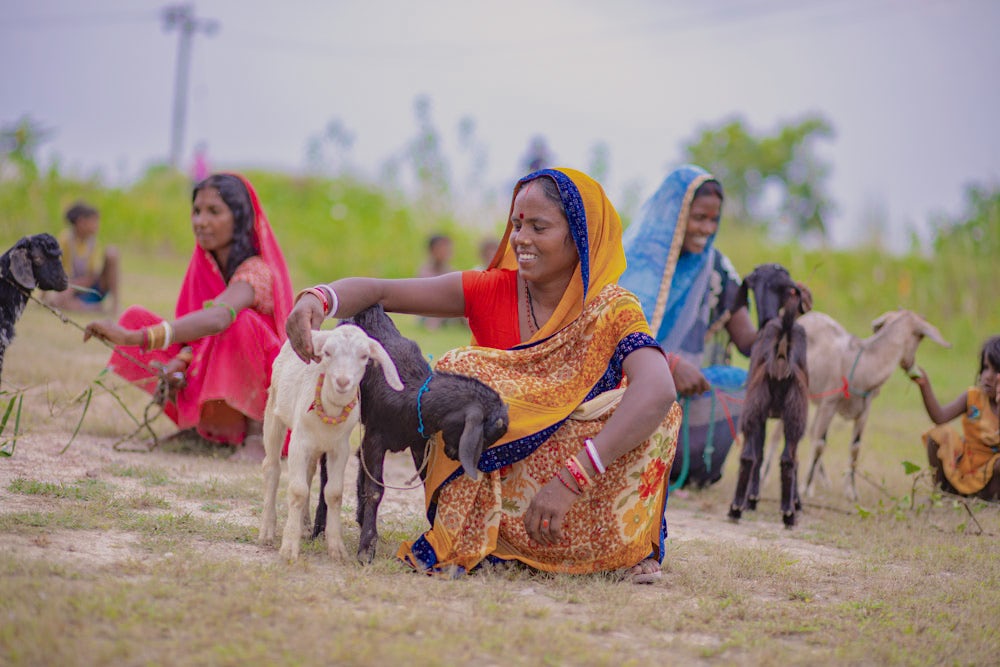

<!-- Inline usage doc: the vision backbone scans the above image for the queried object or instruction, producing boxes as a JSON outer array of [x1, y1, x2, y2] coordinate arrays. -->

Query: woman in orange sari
[[84, 174, 293, 462], [286, 168, 680, 582]]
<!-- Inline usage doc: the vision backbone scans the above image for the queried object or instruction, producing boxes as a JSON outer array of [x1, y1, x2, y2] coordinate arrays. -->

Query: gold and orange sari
[[924, 386, 1000, 495], [399, 168, 681, 575]]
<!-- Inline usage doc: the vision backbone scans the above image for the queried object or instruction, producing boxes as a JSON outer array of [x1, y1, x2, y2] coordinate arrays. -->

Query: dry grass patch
[[2, 270, 999, 665]]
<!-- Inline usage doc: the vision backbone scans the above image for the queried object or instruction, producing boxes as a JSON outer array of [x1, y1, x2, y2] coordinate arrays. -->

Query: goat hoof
[[794, 497, 803, 511], [747, 497, 758, 511], [357, 543, 377, 565], [782, 512, 797, 528], [727, 506, 742, 522]]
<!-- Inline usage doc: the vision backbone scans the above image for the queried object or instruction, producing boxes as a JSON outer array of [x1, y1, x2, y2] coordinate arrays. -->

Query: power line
[[0, 11, 155, 30], [162, 4, 219, 170]]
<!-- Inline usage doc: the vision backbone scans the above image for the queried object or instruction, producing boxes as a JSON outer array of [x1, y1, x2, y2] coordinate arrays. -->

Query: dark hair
[[428, 234, 451, 250], [65, 202, 98, 225], [192, 174, 258, 282], [693, 179, 724, 202], [979, 335, 1000, 376], [520, 174, 565, 215]]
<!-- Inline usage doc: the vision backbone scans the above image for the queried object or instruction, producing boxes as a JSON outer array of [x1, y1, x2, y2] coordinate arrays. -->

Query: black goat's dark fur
[[0, 234, 68, 384], [313, 305, 509, 563], [728, 264, 809, 527]]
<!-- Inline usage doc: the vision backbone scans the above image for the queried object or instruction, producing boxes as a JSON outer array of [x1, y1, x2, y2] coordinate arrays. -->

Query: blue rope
[[416, 374, 433, 438]]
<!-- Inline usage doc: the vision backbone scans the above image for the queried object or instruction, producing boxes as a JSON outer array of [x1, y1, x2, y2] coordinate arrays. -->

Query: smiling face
[[508, 180, 578, 286], [191, 187, 235, 263], [682, 193, 722, 254]]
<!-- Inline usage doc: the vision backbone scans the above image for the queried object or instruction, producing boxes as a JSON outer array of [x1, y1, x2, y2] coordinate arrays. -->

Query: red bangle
[[140, 327, 150, 352], [565, 455, 591, 490], [294, 287, 328, 314], [666, 353, 681, 373], [554, 468, 581, 495]]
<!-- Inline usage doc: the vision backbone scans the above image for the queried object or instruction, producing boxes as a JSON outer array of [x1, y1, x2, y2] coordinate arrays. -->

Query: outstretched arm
[[83, 280, 254, 346], [285, 273, 466, 363], [911, 369, 967, 424]]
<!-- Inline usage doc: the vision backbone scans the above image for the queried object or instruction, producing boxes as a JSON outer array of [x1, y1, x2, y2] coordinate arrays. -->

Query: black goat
[[313, 304, 510, 563], [728, 264, 809, 527], [0, 234, 68, 384]]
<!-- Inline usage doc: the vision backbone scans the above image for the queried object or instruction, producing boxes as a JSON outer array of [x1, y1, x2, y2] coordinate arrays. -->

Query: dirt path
[[0, 429, 850, 572]]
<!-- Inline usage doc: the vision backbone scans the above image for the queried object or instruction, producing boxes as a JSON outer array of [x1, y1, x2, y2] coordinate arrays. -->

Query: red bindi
[[519, 212, 524, 219]]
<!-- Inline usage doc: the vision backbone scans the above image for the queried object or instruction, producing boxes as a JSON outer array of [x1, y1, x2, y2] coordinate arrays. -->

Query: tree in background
[[932, 182, 1000, 258], [682, 115, 834, 238], [0, 115, 53, 179], [305, 118, 356, 176], [521, 136, 553, 173]]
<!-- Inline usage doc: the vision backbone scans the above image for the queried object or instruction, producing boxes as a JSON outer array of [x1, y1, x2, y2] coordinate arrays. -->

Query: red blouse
[[462, 269, 521, 350]]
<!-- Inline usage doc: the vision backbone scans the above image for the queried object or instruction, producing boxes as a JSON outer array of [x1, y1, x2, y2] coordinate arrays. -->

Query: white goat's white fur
[[258, 325, 403, 561], [762, 309, 949, 501]]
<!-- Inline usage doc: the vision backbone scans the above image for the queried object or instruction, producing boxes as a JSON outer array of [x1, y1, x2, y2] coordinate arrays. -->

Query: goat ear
[[310, 329, 330, 350], [458, 405, 485, 481], [917, 318, 951, 348], [8, 247, 36, 289], [367, 337, 404, 390], [871, 311, 893, 332]]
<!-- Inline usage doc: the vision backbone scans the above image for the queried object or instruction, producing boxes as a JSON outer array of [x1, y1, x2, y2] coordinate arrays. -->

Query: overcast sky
[[3, 0, 998, 250]]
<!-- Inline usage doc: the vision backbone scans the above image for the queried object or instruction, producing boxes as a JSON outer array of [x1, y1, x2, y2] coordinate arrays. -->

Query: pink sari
[[108, 175, 293, 444]]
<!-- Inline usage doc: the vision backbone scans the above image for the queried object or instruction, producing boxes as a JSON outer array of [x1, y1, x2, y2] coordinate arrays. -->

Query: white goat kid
[[764, 309, 949, 501], [259, 325, 403, 561]]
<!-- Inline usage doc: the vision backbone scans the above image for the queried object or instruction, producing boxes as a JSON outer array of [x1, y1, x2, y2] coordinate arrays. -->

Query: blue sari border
[[518, 169, 590, 301]]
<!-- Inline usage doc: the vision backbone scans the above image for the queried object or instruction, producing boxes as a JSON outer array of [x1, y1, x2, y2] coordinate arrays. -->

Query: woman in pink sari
[[84, 174, 293, 461]]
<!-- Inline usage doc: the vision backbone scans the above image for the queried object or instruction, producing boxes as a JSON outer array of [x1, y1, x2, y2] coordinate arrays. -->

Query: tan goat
[[764, 309, 950, 501]]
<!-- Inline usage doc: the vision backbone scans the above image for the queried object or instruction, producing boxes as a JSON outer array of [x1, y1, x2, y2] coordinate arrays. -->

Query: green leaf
[[855, 505, 872, 519], [901, 460, 921, 475]]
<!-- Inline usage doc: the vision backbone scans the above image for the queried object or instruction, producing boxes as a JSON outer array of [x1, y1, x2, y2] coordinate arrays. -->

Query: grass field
[[1, 246, 997, 666]]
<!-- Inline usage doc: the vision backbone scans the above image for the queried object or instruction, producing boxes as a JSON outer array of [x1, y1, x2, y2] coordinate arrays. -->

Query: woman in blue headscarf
[[620, 165, 756, 489]]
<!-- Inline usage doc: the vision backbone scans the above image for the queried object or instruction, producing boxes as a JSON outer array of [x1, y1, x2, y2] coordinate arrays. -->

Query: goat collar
[[309, 373, 357, 425], [416, 374, 433, 438]]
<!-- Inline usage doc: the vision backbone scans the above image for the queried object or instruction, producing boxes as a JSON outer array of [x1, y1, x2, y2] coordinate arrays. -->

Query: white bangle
[[161, 320, 174, 350], [584, 437, 606, 475], [317, 285, 340, 319]]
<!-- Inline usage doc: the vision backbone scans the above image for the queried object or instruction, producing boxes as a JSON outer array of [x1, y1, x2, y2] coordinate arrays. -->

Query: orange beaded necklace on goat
[[308, 373, 357, 425]]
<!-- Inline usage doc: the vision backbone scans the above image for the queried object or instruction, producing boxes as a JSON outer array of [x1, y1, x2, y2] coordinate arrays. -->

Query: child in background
[[49, 202, 120, 314], [417, 233, 455, 330], [911, 335, 1000, 500], [475, 237, 500, 271]]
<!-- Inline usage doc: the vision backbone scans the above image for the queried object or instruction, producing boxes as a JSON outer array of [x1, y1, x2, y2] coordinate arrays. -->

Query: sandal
[[629, 558, 662, 585]]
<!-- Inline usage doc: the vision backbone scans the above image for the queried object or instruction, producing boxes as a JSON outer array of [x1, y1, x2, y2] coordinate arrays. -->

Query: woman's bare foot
[[628, 558, 662, 585], [230, 435, 265, 463]]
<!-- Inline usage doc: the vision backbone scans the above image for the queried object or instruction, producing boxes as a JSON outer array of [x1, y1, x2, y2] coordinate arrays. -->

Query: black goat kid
[[314, 305, 509, 563], [728, 264, 809, 527], [0, 234, 68, 384]]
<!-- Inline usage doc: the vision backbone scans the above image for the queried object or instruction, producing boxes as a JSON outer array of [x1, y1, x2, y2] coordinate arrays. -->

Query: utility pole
[[162, 4, 218, 170]]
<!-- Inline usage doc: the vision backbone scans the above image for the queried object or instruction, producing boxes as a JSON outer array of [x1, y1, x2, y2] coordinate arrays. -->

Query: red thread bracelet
[[554, 468, 581, 495]]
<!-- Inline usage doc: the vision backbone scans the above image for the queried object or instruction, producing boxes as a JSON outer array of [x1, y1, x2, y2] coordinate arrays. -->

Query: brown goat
[[728, 267, 809, 527]]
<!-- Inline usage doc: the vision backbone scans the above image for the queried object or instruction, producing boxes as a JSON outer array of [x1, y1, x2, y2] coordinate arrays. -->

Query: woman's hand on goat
[[83, 319, 140, 347], [670, 357, 711, 396], [796, 282, 814, 314], [523, 476, 577, 546], [285, 293, 325, 364]]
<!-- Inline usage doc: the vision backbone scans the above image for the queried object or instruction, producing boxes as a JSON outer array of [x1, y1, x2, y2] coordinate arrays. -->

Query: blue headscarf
[[619, 165, 719, 359]]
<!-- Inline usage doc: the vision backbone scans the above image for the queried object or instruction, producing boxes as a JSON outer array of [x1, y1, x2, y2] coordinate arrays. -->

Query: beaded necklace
[[524, 280, 541, 334], [308, 373, 357, 425]]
